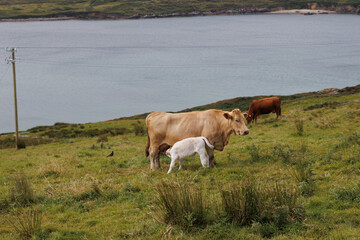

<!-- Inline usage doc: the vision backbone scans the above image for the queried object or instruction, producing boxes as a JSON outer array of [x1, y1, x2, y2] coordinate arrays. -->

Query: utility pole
[[6, 47, 19, 149]]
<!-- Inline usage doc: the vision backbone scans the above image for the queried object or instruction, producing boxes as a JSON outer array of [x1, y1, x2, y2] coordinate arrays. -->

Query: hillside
[[0, 0, 359, 20], [0, 85, 359, 239]]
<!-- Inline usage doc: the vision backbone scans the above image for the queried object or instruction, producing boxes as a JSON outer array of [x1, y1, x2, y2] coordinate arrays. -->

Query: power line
[[3, 41, 360, 50], [0, 64, 11, 83]]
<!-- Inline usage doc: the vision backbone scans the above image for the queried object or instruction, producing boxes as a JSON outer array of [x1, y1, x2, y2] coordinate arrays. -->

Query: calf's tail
[[201, 137, 214, 149]]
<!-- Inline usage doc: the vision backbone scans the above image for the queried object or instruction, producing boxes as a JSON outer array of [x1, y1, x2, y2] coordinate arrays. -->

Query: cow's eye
[[235, 119, 240, 123]]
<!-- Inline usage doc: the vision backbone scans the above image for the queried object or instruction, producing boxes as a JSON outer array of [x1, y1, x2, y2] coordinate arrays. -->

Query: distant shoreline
[[0, 8, 352, 23]]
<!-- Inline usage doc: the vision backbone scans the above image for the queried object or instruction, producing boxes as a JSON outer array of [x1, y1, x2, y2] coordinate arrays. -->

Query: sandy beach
[[269, 9, 336, 14]]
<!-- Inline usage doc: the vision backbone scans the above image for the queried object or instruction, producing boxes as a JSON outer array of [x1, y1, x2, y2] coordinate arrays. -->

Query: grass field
[[0, 85, 360, 239], [0, 0, 359, 19]]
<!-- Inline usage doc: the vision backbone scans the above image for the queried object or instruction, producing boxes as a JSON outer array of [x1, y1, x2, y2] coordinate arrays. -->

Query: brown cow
[[246, 97, 281, 124], [145, 109, 249, 170]]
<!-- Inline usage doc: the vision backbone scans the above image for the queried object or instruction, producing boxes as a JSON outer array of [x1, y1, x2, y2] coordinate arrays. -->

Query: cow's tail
[[145, 129, 150, 157], [201, 137, 214, 149]]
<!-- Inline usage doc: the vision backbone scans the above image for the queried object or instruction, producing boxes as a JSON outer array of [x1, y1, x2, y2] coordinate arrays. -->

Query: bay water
[[0, 14, 359, 133]]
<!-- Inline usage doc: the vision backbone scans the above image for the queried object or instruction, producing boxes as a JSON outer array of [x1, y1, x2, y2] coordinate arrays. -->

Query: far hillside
[[0, 0, 359, 19]]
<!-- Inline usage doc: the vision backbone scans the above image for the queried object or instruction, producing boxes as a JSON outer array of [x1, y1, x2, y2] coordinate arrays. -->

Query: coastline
[[0, 8, 356, 23]]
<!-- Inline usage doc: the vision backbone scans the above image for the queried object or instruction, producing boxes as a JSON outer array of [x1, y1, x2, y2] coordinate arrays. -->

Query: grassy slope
[[0, 86, 360, 239], [0, 0, 359, 19]]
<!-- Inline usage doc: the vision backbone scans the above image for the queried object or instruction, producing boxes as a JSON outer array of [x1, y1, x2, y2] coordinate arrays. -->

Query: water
[[0, 14, 359, 133]]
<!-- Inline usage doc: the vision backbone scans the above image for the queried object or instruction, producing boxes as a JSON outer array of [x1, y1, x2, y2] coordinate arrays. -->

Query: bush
[[155, 180, 209, 230], [97, 135, 108, 143], [132, 120, 146, 136], [220, 180, 304, 229]]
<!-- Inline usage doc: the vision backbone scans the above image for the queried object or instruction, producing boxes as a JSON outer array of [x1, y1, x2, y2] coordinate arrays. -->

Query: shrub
[[10, 174, 35, 206], [8, 207, 42, 240], [132, 120, 146, 136], [155, 180, 209, 230], [220, 180, 304, 229], [97, 135, 108, 143]]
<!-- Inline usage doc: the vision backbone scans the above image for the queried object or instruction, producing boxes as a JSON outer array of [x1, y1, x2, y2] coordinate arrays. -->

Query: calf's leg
[[167, 156, 177, 174], [198, 149, 209, 168]]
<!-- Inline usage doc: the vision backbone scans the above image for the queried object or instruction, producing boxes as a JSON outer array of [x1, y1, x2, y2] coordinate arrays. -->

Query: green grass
[[0, 85, 360, 239], [0, 0, 359, 19]]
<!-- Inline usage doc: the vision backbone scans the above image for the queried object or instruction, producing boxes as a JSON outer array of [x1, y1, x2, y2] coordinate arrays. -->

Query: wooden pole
[[11, 48, 19, 149]]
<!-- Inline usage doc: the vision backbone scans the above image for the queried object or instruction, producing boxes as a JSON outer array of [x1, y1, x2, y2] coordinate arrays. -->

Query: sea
[[0, 14, 359, 133]]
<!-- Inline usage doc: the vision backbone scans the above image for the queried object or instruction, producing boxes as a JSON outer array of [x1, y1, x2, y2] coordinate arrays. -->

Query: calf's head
[[224, 109, 249, 136]]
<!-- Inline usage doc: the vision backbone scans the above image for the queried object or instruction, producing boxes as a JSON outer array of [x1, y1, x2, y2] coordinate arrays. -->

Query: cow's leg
[[154, 151, 161, 169], [255, 113, 259, 124], [149, 145, 160, 170], [207, 147, 215, 168], [279, 107, 282, 119]]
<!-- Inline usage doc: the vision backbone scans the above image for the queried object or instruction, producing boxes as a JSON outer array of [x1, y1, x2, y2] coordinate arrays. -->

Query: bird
[[107, 151, 114, 157]]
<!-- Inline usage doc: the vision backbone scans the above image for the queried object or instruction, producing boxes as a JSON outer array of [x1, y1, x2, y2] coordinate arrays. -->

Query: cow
[[246, 97, 281, 124], [145, 109, 249, 170]]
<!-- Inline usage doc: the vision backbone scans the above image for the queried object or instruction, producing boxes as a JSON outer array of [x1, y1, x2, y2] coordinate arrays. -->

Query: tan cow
[[145, 109, 249, 170]]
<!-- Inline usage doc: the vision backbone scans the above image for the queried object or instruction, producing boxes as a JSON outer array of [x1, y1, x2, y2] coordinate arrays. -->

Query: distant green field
[[0, 0, 359, 19], [0, 85, 359, 239]]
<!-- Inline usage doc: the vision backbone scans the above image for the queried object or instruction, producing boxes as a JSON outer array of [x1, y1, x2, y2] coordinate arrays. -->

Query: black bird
[[107, 151, 114, 157]]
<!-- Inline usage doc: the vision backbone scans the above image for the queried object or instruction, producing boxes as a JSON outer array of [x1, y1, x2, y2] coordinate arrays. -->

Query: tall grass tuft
[[220, 180, 304, 229], [294, 119, 304, 136], [287, 154, 315, 196], [8, 207, 42, 240], [335, 131, 360, 149], [331, 183, 360, 203], [247, 144, 261, 162], [10, 173, 35, 206], [155, 180, 208, 230], [287, 158, 313, 184]]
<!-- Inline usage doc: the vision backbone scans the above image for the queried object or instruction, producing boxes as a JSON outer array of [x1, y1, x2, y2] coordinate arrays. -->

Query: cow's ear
[[243, 113, 248, 118], [224, 113, 233, 120]]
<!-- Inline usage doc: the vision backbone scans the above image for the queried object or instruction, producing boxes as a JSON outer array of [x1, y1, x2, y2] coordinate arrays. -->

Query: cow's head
[[224, 109, 249, 136], [246, 114, 252, 125]]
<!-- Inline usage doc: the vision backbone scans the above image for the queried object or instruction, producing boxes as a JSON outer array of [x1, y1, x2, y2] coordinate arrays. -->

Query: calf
[[165, 137, 214, 174]]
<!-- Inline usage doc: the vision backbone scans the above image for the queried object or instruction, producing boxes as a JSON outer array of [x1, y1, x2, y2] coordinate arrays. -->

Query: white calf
[[166, 137, 214, 174]]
